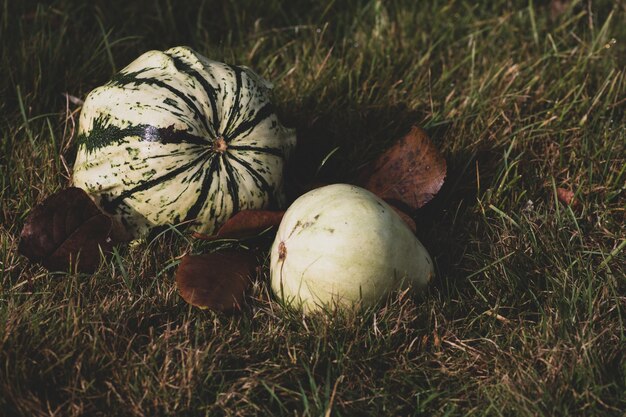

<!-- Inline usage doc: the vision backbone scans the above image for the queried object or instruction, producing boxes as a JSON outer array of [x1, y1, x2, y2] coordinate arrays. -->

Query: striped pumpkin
[[73, 46, 296, 238]]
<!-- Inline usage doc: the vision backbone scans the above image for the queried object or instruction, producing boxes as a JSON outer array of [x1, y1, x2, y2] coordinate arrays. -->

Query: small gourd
[[270, 184, 434, 312], [73, 46, 296, 238]]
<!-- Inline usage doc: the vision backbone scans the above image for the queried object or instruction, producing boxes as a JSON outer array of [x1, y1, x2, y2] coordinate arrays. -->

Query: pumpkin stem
[[213, 136, 228, 153]]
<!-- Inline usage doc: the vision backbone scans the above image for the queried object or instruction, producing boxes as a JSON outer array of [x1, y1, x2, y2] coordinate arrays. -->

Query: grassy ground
[[1, 0, 625, 415]]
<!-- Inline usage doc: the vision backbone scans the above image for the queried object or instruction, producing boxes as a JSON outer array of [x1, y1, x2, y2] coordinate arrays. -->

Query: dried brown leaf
[[18, 187, 112, 272], [193, 210, 285, 240], [556, 187, 578, 207], [361, 126, 446, 211], [175, 250, 257, 311]]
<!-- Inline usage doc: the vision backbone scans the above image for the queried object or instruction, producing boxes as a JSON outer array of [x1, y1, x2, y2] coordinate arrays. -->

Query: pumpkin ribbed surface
[[73, 46, 295, 237]]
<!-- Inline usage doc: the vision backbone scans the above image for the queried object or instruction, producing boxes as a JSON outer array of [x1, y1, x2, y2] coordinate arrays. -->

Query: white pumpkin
[[270, 184, 434, 312], [73, 46, 296, 238]]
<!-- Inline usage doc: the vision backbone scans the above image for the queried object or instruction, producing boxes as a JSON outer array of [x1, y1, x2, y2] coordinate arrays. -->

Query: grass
[[1, 0, 624, 415]]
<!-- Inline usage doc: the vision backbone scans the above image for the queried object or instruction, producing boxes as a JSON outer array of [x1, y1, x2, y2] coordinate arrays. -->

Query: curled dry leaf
[[361, 126, 446, 211], [18, 187, 112, 273], [175, 250, 257, 311], [556, 187, 578, 207], [192, 210, 285, 241]]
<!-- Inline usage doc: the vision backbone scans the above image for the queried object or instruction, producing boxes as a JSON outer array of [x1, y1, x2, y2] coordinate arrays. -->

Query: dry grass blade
[[1, 1, 624, 415]]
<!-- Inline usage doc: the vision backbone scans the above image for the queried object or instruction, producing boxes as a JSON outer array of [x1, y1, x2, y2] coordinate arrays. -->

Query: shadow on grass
[[283, 103, 508, 303]]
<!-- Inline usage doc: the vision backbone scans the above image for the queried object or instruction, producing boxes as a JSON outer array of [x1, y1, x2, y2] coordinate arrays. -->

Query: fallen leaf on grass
[[550, 0, 570, 20], [192, 210, 285, 240], [18, 187, 112, 272], [556, 187, 578, 207], [360, 126, 446, 211], [175, 250, 257, 311]]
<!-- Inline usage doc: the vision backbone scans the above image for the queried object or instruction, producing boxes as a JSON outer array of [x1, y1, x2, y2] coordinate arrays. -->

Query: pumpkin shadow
[[281, 102, 423, 200], [281, 103, 505, 297], [414, 144, 503, 295]]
